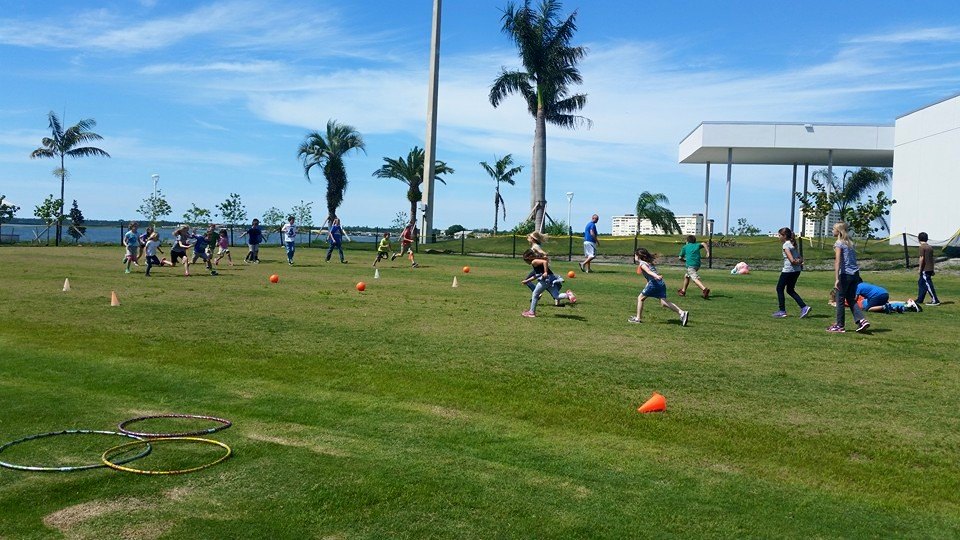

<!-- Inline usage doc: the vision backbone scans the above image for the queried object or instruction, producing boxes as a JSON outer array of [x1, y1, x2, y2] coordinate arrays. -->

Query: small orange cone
[[452, 276, 459, 288], [62, 278, 71, 292], [110, 291, 120, 307], [637, 392, 666, 413]]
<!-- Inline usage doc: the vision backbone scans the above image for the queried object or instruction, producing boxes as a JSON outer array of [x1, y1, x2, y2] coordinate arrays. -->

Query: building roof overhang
[[679, 122, 894, 167]]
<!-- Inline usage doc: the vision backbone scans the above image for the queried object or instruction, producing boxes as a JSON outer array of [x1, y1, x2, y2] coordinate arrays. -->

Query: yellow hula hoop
[[101, 437, 231, 475]]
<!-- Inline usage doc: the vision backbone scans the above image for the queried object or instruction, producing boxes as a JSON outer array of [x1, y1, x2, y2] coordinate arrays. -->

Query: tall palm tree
[[373, 147, 454, 225], [635, 191, 681, 235], [30, 111, 110, 246], [480, 154, 523, 235], [489, 0, 589, 233], [297, 120, 366, 225]]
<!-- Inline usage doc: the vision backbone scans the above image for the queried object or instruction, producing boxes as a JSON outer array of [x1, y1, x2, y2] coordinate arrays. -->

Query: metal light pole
[[151, 173, 160, 225], [420, 0, 442, 243], [566, 192, 574, 261]]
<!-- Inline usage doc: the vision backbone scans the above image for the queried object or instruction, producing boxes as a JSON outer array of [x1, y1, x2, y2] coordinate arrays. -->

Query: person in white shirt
[[281, 216, 298, 265]]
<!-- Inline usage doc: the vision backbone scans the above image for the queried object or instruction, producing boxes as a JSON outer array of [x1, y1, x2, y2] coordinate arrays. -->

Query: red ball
[[269, 274, 279, 283], [356, 281, 366, 291], [567, 270, 576, 278], [462, 266, 471, 274]]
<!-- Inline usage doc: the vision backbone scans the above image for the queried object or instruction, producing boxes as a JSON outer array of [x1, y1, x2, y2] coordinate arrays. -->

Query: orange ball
[[269, 274, 279, 283], [356, 281, 366, 291], [567, 270, 576, 278], [462, 266, 471, 273]]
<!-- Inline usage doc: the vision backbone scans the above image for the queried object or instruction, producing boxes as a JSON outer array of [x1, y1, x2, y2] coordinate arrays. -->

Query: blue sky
[[1, 0, 959, 233]]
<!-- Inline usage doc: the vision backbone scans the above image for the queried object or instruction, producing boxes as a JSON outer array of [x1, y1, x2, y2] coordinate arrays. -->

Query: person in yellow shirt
[[373, 232, 392, 267]]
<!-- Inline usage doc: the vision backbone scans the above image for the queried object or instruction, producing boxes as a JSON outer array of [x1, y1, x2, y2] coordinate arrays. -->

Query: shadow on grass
[[553, 313, 587, 322]]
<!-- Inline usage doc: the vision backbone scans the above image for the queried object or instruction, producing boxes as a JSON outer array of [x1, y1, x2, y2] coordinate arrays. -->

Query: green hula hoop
[[0, 430, 152, 472], [101, 437, 232, 475]]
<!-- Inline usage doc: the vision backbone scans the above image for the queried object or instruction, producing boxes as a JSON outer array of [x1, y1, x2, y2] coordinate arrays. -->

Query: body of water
[[0, 224, 377, 245]]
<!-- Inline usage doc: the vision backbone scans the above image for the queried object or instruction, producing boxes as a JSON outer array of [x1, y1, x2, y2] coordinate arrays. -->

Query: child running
[[520, 250, 575, 317], [190, 227, 218, 276], [122, 221, 139, 273], [829, 221, 869, 333], [677, 235, 711, 299], [630, 247, 688, 326], [392, 220, 418, 267], [214, 228, 233, 266], [239, 219, 263, 263], [136, 225, 153, 265], [373, 232, 392, 266], [772, 227, 811, 318], [282, 216, 297, 265], [170, 226, 192, 276], [143, 232, 173, 276]]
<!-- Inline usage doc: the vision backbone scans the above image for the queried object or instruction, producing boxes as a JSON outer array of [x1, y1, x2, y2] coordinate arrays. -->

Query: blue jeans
[[285, 241, 295, 262], [326, 240, 343, 262]]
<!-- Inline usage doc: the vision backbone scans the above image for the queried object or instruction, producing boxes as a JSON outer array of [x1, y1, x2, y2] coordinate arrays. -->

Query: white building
[[891, 93, 960, 244], [612, 214, 705, 236], [798, 209, 841, 238]]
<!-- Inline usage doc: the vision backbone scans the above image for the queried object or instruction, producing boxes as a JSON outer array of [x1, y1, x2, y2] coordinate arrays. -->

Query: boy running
[[677, 235, 711, 299]]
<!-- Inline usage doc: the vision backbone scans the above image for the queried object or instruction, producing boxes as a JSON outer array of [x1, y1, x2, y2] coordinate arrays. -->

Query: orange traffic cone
[[637, 392, 666, 413], [110, 291, 120, 307], [62, 278, 71, 292], [452, 276, 459, 288]]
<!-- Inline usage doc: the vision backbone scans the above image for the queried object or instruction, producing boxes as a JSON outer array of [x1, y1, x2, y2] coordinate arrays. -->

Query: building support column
[[725, 147, 732, 235], [790, 162, 798, 232], [703, 161, 711, 236]]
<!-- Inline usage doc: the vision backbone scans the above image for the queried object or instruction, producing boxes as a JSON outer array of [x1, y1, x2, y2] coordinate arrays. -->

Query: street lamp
[[565, 192, 574, 233], [151, 174, 160, 224]]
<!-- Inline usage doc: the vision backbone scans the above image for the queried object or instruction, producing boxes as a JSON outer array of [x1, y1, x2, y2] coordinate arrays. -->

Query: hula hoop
[[118, 414, 232, 438], [101, 437, 231, 475], [0, 430, 151, 472]]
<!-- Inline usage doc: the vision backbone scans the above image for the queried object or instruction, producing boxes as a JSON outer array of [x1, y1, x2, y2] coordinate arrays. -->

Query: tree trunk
[[533, 108, 547, 233], [57, 156, 65, 246], [409, 199, 418, 229], [493, 187, 500, 236]]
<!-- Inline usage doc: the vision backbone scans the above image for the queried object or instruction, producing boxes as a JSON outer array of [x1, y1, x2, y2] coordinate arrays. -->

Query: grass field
[[0, 245, 958, 538]]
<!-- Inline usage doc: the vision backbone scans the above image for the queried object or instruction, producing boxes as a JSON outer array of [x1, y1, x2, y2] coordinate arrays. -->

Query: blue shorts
[[641, 281, 667, 299]]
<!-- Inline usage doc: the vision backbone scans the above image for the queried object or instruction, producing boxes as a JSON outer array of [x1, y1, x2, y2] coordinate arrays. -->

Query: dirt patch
[[120, 521, 173, 540], [246, 432, 350, 457], [43, 498, 150, 536], [164, 486, 194, 501]]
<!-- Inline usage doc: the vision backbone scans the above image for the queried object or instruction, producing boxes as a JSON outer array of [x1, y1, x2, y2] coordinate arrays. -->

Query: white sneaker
[[680, 310, 689, 327]]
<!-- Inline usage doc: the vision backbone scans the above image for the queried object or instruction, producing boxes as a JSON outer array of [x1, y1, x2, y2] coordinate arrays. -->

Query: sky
[[1, 0, 959, 233]]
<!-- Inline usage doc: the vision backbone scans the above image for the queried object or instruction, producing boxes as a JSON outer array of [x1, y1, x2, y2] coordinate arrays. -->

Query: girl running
[[631, 247, 688, 326], [214, 228, 233, 266], [772, 227, 811, 318], [170, 226, 192, 276], [144, 232, 173, 276]]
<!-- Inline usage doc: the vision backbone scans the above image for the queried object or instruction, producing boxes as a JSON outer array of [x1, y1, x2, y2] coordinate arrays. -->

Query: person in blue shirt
[[325, 217, 348, 263], [579, 214, 599, 273], [122, 221, 139, 274], [239, 219, 263, 264], [829, 282, 922, 314], [190, 228, 218, 275]]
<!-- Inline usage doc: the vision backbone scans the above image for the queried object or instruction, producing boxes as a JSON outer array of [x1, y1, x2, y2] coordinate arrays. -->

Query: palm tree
[[373, 147, 454, 225], [480, 155, 523, 235], [635, 191, 681, 235], [30, 111, 110, 246], [489, 0, 589, 233], [297, 120, 366, 225], [815, 167, 892, 217]]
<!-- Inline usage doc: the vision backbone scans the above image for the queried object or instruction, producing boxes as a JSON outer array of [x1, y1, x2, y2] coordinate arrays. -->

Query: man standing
[[580, 214, 599, 273]]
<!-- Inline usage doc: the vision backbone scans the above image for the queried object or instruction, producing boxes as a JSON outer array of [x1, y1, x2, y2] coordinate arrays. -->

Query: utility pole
[[420, 0, 442, 243]]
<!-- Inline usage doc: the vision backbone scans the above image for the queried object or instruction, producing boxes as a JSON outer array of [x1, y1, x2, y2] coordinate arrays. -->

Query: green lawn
[[0, 246, 957, 538]]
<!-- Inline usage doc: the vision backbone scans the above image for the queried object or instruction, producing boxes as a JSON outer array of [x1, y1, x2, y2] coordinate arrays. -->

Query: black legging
[[776, 272, 806, 311], [836, 271, 865, 327]]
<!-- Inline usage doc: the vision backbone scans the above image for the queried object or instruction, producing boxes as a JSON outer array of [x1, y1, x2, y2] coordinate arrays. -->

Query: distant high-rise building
[[611, 214, 705, 236], [799, 209, 840, 238]]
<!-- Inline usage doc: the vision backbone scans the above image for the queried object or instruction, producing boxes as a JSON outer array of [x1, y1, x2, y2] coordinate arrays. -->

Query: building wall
[[612, 214, 704, 236], [798, 210, 841, 238], [891, 94, 960, 244]]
